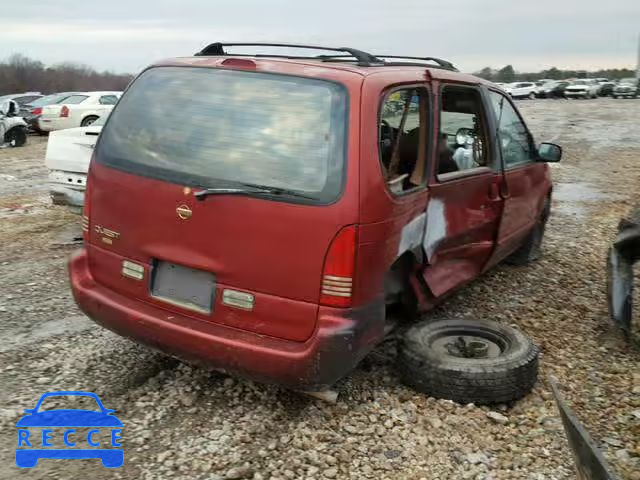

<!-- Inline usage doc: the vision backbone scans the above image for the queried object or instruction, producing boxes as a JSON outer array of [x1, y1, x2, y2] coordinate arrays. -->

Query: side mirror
[[538, 142, 562, 162]]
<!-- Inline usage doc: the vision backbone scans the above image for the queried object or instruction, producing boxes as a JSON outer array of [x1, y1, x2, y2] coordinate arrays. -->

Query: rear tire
[[81, 116, 99, 127], [4, 127, 27, 147], [506, 198, 550, 265], [397, 318, 539, 404]]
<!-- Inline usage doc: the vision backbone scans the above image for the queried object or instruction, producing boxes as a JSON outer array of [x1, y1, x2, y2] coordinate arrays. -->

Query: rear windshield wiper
[[194, 184, 316, 201]]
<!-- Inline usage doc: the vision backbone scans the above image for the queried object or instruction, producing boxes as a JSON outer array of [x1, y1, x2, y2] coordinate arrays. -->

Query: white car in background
[[534, 80, 555, 96], [38, 91, 121, 132], [612, 78, 639, 98], [45, 115, 106, 207], [505, 82, 537, 99], [564, 79, 600, 99]]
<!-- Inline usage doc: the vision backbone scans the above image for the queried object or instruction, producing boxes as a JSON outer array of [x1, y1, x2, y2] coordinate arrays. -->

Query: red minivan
[[69, 43, 561, 391]]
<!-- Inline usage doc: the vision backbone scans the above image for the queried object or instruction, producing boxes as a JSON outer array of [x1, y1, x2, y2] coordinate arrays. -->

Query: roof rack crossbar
[[195, 42, 382, 66]]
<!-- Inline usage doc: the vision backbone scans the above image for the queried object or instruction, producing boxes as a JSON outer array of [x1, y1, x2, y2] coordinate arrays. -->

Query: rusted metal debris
[[607, 207, 640, 338], [550, 377, 618, 480]]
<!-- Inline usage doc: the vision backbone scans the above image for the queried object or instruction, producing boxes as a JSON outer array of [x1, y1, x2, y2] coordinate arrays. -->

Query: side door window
[[99, 95, 118, 105], [489, 91, 536, 168], [379, 87, 429, 194], [437, 85, 491, 179]]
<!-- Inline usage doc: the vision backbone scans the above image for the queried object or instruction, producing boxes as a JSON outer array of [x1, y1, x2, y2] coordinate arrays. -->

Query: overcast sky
[[2, 0, 639, 74]]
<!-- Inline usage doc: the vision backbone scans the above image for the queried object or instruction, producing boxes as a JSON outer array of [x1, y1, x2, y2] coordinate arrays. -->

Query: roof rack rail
[[195, 42, 382, 66], [194, 42, 458, 71], [373, 55, 458, 71]]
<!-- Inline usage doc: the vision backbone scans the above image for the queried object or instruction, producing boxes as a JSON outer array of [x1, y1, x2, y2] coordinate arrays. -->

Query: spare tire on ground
[[397, 318, 539, 404]]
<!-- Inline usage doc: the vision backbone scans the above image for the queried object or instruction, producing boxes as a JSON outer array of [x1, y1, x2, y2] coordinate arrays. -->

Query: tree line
[[474, 65, 637, 83], [2, 53, 635, 94], [0, 54, 133, 95]]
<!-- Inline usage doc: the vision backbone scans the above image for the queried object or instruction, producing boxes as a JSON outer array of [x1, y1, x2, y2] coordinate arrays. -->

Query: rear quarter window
[[99, 95, 119, 105], [63, 95, 89, 104]]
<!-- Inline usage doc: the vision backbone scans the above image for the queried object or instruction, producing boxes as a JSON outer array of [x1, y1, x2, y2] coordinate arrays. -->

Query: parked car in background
[[597, 82, 616, 97], [37, 91, 121, 132], [0, 99, 28, 147], [534, 80, 555, 97], [612, 78, 639, 98], [505, 82, 537, 99], [45, 114, 105, 207], [564, 79, 600, 99], [20, 92, 82, 134], [536, 80, 569, 98], [0, 92, 43, 107]]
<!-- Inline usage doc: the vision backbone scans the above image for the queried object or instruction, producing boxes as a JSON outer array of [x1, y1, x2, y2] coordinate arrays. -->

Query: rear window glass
[[27, 94, 68, 107], [13, 95, 41, 105], [97, 67, 348, 203]]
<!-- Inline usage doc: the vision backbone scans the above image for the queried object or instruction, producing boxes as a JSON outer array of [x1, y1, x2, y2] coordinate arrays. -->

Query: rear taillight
[[81, 214, 89, 241], [31, 107, 42, 115], [82, 163, 92, 242], [60, 106, 69, 117], [320, 225, 357, 308]]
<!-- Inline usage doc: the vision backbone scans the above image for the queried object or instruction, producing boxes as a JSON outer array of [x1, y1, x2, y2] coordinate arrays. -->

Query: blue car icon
[[16, 391, 123, 468]]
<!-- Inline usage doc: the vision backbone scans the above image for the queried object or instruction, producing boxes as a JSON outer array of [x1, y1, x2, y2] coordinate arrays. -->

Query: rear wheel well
[[81, 115, 99, 127], [383, 251, 420, 323]]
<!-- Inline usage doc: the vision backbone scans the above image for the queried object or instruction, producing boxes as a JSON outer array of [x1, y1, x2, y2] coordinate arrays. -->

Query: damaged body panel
[[551, 378, 618, 480], [607, 207, 640, 336], [45, 122, 102, 207]]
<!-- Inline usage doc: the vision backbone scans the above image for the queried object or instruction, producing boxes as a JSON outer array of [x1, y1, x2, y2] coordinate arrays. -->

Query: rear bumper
[[69, 249, 385, 390], [49, 171, 86, 207], [23, 115, 40, 130], [38, 117, 72, 132], [50, 187, 84, 207]]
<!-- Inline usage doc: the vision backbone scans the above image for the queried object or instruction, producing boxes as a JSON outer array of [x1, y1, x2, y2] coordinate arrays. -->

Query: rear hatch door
[[88, 65, 352, 342]]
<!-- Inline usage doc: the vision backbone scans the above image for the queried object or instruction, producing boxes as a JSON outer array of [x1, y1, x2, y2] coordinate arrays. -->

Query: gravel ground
[[1, 98, 639, 480]]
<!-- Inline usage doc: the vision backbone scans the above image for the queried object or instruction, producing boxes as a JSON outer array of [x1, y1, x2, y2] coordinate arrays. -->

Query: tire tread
[[397, 320, 539, 404]]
